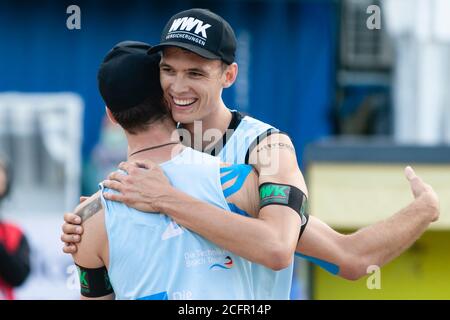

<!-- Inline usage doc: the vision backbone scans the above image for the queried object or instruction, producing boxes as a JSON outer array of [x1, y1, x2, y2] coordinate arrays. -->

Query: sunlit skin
[[159, 47, 237, 138]]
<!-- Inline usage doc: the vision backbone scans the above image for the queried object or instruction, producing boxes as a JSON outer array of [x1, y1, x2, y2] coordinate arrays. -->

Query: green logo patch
[[260, 184, 290, 206], [76, 266, 90, 293]]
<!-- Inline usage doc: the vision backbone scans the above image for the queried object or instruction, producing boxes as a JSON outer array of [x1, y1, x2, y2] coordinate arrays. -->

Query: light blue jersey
[[102, 147, 254, 300], [218, 112, 277, 164], [218, 111, 295, 300]]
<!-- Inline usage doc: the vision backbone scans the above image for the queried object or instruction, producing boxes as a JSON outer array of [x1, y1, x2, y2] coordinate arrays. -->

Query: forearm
[[344, 196, 435, 274], [158, 188, 297, 269]]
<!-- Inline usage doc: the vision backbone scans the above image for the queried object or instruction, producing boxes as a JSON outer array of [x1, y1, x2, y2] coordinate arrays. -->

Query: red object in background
[[0, 222, 24, 300]]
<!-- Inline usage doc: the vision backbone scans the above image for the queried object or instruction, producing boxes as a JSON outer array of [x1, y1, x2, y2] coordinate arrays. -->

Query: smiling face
[[159, 47, 237, 125]]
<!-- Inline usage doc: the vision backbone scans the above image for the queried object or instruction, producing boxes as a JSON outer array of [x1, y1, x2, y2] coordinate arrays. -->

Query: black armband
[[75, 264, 114, 298], [299, 211, 309, 240], [259, 182, 308, 219]]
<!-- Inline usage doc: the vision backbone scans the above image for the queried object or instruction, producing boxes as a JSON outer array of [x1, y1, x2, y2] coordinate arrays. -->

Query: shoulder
[[74, 190, 104, 222], [72, 200, 106, 268], [76, 191, 107, 238], [253, 132, 294, 150], [248, 132, 298, 172], [239, 116, 285, 164], [72, 223, 106, 269], [170, 147, 220, 166], [248, 133, 308, 195], [239, 112, 275, 127], [240, 115, 277, 135]]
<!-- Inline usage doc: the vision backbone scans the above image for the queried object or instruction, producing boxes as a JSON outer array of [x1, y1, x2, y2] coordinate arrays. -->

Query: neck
[[125, 118, 182, 163], [184, 100, 232, 150]]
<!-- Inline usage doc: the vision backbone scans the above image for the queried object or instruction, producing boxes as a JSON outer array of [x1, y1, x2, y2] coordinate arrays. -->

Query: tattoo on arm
[[256, 142, 295, 154], [75, 197, 102, 222]]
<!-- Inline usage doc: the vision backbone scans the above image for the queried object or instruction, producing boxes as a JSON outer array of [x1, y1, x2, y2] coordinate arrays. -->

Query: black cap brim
[[148, 42, 222, 61]]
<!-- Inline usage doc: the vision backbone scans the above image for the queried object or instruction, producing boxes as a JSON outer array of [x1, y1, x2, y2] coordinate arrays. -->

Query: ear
[[105, 107, 118, 125], [223, 63, 238, 88]]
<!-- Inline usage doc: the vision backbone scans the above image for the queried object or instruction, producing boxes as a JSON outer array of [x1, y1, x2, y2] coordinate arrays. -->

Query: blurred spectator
[[0, 158, 31, 300]]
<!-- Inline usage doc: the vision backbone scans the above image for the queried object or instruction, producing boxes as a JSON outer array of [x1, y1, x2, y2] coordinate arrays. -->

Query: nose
[[169, 74, 188, 95]]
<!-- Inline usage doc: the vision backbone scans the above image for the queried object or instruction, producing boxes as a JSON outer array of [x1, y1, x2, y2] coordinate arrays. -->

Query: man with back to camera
[[63, 9, 440, 299], [73, 40, 294, 299]]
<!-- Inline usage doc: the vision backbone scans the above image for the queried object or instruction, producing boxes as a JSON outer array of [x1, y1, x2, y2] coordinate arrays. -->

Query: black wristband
[[75, 264, 114, 298]]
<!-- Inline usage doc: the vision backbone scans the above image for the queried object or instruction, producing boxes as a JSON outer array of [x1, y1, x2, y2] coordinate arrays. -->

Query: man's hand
[[61, 196, 87, 254], [405, 166, 440, 222], [102, 160, 172, 212]]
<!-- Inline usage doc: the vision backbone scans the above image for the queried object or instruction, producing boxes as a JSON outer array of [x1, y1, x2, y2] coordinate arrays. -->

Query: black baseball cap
[[98, 41, 162, 112], [148, 8, 236, 65]]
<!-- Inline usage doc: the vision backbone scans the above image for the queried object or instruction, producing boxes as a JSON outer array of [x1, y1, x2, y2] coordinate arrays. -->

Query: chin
[[172, 112, 195, 125]]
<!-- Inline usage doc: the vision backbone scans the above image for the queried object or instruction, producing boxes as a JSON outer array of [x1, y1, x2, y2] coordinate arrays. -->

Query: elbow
[[265, 245, 294, 271], [341, 270, 364, 282], [337, 235, 373, 281], [339, 256, 370, 281]]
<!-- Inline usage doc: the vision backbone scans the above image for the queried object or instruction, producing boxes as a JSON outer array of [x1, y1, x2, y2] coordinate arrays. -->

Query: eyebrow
[[187, 68, 207, 74], [159, 62, 172, 68], [160, 62, 208, 75]]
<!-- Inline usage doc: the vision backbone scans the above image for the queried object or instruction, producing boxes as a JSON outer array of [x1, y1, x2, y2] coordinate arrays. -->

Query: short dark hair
[[111, 94, 169, 135]]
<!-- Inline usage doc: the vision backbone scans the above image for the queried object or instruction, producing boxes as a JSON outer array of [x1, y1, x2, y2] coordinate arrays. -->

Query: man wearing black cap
[[63, 9, 440, 300], [70, 41, 276, 299]]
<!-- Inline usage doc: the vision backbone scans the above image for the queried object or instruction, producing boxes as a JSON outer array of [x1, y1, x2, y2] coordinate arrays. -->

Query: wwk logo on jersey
[[166, 17, 212, 46]]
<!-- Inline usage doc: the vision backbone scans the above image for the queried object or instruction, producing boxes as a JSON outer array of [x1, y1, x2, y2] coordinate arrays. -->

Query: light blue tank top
[[102, 147, 254, 300], [218, 111, 295, 300], [218, 112, 277, 164]]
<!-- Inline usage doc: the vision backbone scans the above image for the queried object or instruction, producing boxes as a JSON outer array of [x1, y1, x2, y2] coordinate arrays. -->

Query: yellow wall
[[308, 163, 450, 230], [313, 231, 450, 299], [308, 163, 450, 299]]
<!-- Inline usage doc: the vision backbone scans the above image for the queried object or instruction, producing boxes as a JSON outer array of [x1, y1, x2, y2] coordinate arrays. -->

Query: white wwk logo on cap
[[169, 17, 212, 38]]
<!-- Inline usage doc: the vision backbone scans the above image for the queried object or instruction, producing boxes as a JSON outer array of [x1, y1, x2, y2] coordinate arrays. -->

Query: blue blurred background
[[1, 0, 449, 300], [0, 0, 340, 194]]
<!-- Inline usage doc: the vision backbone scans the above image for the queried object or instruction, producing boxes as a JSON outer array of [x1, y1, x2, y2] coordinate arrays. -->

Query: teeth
[[173, 98, 196, 106]]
